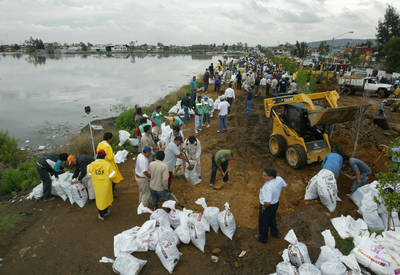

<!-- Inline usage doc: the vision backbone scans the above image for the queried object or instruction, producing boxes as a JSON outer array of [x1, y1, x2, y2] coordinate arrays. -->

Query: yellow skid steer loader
[[264, 91, 359, 168]]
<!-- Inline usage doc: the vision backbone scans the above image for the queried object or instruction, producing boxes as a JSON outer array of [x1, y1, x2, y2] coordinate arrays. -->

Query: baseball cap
[[143, 146, 152, 153]]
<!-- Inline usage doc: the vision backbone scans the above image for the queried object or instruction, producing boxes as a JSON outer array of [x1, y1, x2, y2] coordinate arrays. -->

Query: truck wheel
[[378, 89, 386, 98], [269, 135, 286, 157], [286, 145, 307, 169]]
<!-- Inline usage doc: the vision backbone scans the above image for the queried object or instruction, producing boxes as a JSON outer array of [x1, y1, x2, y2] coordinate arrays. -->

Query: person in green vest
[[210, 149, 234, 186], [169, 116, 183, 128], [203, 96, 211, 128], [151, 105, 163, 139], [194, 95, 204, 134]]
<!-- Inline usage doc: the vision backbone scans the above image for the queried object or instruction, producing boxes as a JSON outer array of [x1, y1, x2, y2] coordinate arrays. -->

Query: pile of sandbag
[[114, 150, 129, 164], [167, 100, 195, 116], [271, 229, 363, 275], [332, 215, 400, 275], [27, 172, 88, 208], [304, 169, 340, 212], [102, 198, 236, 274], [351, 181, 400, 231], [118, 130, 138, 147]]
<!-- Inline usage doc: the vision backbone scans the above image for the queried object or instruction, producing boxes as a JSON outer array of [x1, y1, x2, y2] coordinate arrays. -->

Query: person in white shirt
[[266, 78, 272, 97], [224, 83, 235, 113], [135, 146, 152, 207], [217, 97, 230, 133], [256, 168, 287, 244], [164, 136, 184, 190], [184, 136, 202, 178], [260, 76, 267, 97], [271, 77, 278, 96]]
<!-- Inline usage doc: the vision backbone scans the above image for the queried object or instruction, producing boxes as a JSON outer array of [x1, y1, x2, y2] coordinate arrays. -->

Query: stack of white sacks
[[27, 172, 88, 208], [102, 198, 236, 274], [304, 169, 340, 212], [271, 229, 365, 275]]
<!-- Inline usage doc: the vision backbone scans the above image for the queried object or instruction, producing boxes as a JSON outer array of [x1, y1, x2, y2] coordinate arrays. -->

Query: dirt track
[[0, 84, 397, 274]]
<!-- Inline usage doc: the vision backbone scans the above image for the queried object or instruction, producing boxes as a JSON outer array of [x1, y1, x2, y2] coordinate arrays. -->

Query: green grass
[[331, 229, 354, 255], [0, 213, 25, 235], [0, 160, 40, 195]]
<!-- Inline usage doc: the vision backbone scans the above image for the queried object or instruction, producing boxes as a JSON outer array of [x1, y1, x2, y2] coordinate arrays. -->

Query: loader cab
[[280, 103, 325, 142]]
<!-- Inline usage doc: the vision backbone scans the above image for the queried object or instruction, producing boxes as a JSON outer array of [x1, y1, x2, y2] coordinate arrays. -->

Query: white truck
[[339, 75, 395, 98]]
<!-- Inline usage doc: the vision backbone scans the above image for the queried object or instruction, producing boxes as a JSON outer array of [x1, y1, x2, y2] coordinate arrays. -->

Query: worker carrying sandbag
[[343, 156, 371, 194], [36, 152, 69, 201], [209, 149, 234, 187], [68, 154, 95, 200], [88, 149, 118, 220], [96, 132, 124, 198], [183, 136, 202, 179]]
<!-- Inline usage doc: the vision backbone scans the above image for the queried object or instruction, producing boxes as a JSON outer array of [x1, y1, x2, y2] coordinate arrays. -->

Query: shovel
[[171, 192, 185, 208], [183, 151, 194, 171]]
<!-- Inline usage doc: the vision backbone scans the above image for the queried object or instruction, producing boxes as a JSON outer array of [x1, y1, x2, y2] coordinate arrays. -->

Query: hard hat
[[169, 117, 174, 122]]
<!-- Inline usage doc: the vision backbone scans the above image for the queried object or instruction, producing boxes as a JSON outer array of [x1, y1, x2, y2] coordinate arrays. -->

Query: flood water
[[0, 53, 221, 149]]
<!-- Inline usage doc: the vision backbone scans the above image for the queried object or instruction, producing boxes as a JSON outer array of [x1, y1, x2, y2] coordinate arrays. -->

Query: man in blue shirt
[[343, 156, 371, 193], [190, 76, 197, 106], [322, 152, 343, 178]]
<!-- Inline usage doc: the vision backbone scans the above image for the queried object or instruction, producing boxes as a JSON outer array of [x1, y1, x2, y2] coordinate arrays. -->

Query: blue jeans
[[218, 115, 227, 132], [195, 114, 203, 131], [150, 189, 171, 209], [351, 172, 370, 193], [204, 82, 209, 92], [247, 99, 252, 116], [183, 106, 189, 123]]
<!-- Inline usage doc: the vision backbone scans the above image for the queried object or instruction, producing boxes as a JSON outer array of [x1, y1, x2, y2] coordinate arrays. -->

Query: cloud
[[0, 0, 398, 45]]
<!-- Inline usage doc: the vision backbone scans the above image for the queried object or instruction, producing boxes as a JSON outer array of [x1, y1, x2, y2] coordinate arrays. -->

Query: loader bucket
[[308, 105, 362, 127]]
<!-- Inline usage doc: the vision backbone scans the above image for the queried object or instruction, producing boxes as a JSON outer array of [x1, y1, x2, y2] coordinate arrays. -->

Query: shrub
[[0, 130, 25, 168], [114, 108, 135, 133], [0, 160, 40, 195]]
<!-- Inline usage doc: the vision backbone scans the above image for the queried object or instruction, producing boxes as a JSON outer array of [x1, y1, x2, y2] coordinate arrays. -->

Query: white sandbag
[[189, 212, 210, 232], [352, 237, 400, 275], [174, 210, 191, 244], [173, 159, 184, 176], [340, 254, 362, 275], [305, 170, 333, 200], [276, 261, 298, 275], [157, 226, 180, 247], [52, 180, 67, 201], [118, 130, 131, 146], [70, 182, 88, 208], [115, 150, 129, 164], [298, 263, 321, 275], [137, 203, 171, 227], [315, 170, 337, 212], [218, 202, 236, 240], [195, 197, 220, 233], [162, 200, 181, 228], [331, 215, 368, 240], [112, 253, 147, 275], [128, 138, 139, 146], [160, 123, 172, 147], [321, 229, 335, 248], [351, 183, 377, 208], [168, 104, 180, 114], [315, 246, 342, 269], [359, 196, 385, 231], [320, 261, 347, 275], [113, 226, 141, 257], [188, 221, 206, 252], [28, 183, 43, 199], [156, 240, 182, 274], [284, 229, 311, 267], [184, 161, 201, 185]]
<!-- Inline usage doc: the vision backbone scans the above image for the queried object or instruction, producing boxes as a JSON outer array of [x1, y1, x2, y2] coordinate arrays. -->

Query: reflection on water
[[0, 53, 223, 148]]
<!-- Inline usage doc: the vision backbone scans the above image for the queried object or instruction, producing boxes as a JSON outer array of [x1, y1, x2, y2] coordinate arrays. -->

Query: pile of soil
[[0, 84, 398, 274]]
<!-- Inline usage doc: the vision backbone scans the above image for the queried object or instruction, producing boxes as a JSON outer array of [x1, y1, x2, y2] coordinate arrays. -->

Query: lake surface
[[0, 53, 221, 149]]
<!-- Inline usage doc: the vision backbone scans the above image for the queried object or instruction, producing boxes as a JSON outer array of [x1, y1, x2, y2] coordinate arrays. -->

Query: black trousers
[[37, 166, 52, 199], [210, 153, 228, 185], [227, 97, 233, 113], [258, 202, 280, 242]]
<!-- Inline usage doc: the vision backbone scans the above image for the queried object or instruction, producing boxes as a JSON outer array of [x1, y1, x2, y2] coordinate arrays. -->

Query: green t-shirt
[[203, 100, 210, 114], [214, 149, 232, 167], [195, 99, 204, 115], [152, 111, 163, 126], [139, 123, 152, 135], [171, 116, 183, 127]]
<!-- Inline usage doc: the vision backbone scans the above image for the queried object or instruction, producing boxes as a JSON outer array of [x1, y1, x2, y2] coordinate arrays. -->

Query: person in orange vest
[[96, 132, 123, 198], [88, 150, 117, 220]]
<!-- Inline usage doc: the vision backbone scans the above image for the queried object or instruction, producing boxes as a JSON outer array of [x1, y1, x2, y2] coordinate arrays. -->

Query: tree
[[344, 48, 362, 66], [79, 42, 88, 51], [317, 41, 330, 55], [375, 137, 400, 229], [376, 5, 400, 52], [24, 37, 44, 53], [384, 37, 400, 73], [11, 44, 21, 51], [294, 41, 309, 58]]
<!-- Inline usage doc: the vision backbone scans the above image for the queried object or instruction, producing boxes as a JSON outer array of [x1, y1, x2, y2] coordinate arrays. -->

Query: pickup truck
[[339, 76, 395, 98]]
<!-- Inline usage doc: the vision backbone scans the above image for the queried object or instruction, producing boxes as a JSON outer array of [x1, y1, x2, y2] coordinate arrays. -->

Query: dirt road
[[0, 85, 397, 274]]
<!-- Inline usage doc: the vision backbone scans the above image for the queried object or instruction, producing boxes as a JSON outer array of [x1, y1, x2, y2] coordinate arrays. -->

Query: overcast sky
[[0, 0, 398, 46]]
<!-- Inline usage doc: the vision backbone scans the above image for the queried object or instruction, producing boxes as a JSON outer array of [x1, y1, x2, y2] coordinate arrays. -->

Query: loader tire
[[286, 145, 307, 169], [269, 135, 286, 157]]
